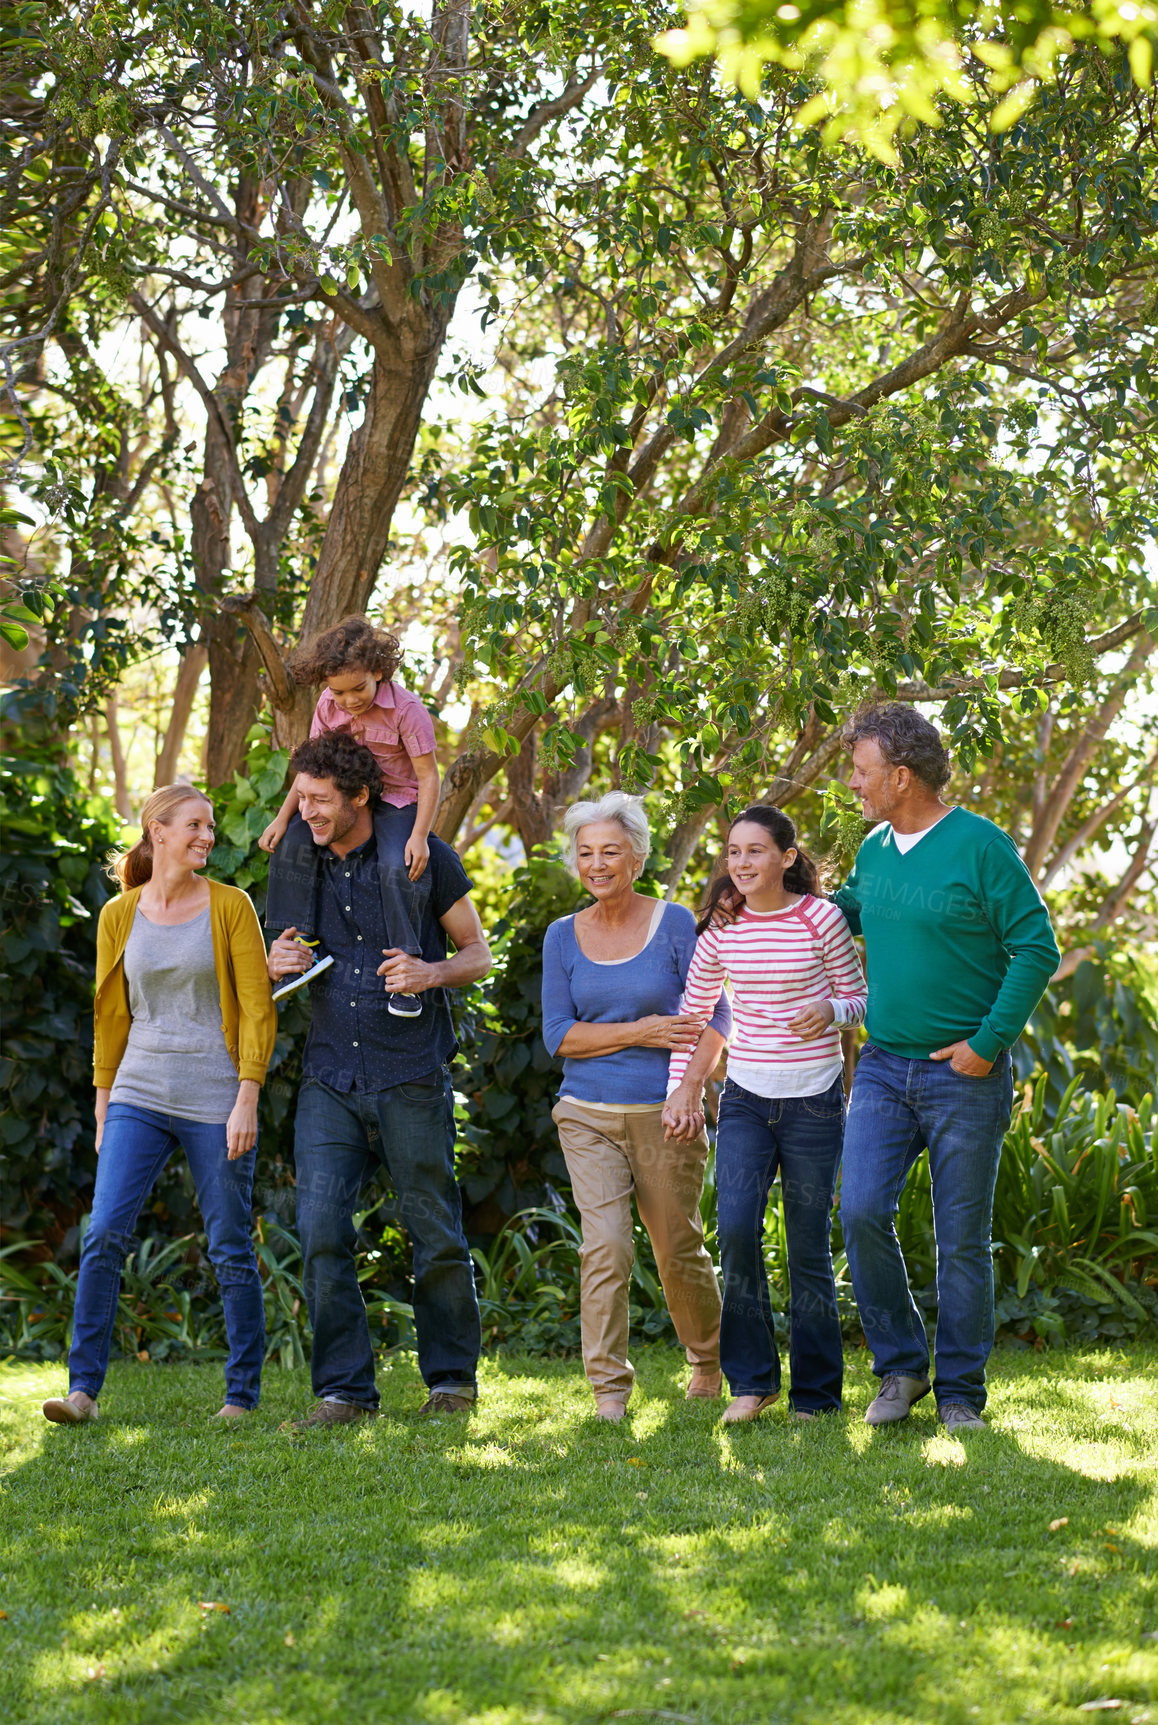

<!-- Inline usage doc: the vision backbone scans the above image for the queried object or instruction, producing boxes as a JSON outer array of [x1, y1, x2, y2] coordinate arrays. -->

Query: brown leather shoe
[[721, 1393, 779, 1425], [417, 1391, 475, 1417], [43, 1393, 98, 1425], [686, 1368, 722, 1400], [281, 1400, 379, 1430]]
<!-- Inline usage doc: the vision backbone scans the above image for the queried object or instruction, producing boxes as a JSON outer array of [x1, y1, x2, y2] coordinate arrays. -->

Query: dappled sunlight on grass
[[920, 1430, 968, 1467], [0, 1345, 1155, 1723]]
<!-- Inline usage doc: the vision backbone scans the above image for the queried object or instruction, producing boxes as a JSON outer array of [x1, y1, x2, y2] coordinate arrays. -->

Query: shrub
[[453, 851, 585, 1233], [0, 754, 117, 1244]]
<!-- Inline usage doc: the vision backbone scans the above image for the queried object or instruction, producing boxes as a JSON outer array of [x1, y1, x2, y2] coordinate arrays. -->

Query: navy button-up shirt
[[302, 831, 473, 1092]]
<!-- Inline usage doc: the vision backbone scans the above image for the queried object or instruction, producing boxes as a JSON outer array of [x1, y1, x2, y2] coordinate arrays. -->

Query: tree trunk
[[192, 403, 263, 785], [154, 643, 208, 787], [104, 701, 133, 820], [664, 806, 719, 891], [507, 731, 555, 855], [251, 311, 457, 753], [204, 616, 264, 786]]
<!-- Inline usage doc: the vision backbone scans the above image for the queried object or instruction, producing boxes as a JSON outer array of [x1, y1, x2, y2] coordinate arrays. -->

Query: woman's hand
[[663, 1083, 705, 1142], [258, 815, 290, 854], [226, 1081, 260, 1161], [709, 884, 744, 928], [94, 1087, 109, 1154], [786, 999, 836, 1041], [635, 1013, 708, 1051]]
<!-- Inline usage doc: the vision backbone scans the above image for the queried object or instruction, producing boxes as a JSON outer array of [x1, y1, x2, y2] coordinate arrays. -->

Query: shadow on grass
[[1, 1345, 1155, 1725]]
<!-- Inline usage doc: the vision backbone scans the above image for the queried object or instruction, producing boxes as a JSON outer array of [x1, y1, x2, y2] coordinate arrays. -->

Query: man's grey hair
[[563, 791, 651, 876], [845, 702, 952, 792]]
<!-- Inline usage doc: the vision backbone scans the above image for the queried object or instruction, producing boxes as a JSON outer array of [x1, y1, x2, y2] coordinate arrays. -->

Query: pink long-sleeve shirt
[[669, 894, 867, 1100], [310, 680, 435, 808]]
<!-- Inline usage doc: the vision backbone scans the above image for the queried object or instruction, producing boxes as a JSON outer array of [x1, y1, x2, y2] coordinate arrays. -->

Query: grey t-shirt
[[108, 906, 240, 1125]]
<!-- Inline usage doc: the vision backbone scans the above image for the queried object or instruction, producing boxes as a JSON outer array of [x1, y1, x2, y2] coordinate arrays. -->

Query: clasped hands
[[662, 1083, 705, 1142]]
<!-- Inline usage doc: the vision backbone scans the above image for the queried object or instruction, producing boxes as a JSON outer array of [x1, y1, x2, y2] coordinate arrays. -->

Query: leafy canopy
[[656, 0, 1158, 161]]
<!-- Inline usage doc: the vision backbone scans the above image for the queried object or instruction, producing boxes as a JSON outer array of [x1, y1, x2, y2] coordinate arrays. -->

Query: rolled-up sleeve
[[541, 919, 578, 1058]]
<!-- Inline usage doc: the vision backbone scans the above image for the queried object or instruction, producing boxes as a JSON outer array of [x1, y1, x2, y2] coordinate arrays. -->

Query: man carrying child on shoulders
[[267, 732, 491, 1426]]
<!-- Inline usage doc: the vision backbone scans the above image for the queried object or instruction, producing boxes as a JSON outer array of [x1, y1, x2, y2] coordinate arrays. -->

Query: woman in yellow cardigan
[[42, 785, 277, 1427]]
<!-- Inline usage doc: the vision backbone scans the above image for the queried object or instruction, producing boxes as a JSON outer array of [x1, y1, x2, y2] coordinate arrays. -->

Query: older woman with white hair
[[541, 792, 731, 1421]]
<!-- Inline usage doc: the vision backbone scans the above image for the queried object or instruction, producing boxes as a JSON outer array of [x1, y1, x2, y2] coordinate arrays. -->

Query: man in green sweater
[[834, 704, 1060, 1432]]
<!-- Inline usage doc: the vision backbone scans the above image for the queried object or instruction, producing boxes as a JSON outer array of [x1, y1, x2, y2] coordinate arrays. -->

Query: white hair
[[563, 791, 651, 877]]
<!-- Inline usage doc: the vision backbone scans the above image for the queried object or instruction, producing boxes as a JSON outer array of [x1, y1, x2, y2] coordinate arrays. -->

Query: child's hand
[[405, 833, 430, 881], [258, 817, 289, 854], [786, 1000, 836, 1041]]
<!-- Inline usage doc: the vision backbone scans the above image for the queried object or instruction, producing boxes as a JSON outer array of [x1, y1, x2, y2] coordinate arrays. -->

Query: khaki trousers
[[552, 1099, 722, 1399]]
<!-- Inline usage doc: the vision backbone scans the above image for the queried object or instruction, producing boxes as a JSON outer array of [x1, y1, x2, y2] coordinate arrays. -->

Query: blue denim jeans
[[69, 1103, 265, 1408], [294, 1073, 480, 1406], [840, 1044, 1014, 1412], [715, 1075, 846, 1411]]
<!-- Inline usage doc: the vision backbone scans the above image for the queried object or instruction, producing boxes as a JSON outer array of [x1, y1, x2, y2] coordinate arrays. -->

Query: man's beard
[[312, 795, 362, 845]]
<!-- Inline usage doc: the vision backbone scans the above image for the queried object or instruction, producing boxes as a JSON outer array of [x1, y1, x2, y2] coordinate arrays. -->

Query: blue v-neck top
[[541, 900, 731, 1104]]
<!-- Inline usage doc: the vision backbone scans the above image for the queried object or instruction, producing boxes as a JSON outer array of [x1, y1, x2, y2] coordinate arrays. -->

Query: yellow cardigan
[[93, 879, 277, 1089]]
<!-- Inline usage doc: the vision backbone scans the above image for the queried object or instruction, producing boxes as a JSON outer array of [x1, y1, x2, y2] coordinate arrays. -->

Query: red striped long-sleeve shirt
[[669, 895, 867, 1099]]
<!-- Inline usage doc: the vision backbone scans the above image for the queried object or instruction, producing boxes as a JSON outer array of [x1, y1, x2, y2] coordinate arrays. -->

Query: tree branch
[[219, 594, 294, 706], [1023, 634, 1156, 879], [1040, 747, 1158, 889], [510, 70, 603, 158], [1053, 818, 1157, 980], [891, 613, 1153, 706], [129, 293, 261, 541]]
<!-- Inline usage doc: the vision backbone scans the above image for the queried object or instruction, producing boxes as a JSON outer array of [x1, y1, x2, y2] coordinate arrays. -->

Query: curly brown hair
[[288, 614, 401, 687], [289, 733, 384, 805]]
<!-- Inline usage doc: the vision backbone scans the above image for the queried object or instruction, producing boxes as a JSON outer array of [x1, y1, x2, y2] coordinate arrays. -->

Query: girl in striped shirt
[[665, 805, 866, 1423]]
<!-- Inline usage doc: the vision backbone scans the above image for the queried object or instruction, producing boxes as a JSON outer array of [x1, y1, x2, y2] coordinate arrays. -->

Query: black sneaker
[[387, 992, 423, 1018]]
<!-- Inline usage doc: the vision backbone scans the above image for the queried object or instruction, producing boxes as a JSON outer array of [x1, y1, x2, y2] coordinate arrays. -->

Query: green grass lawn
[[1, 1346, 1155, 1725]]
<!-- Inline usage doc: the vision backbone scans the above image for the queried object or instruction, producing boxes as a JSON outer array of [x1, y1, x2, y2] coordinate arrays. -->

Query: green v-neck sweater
[[831, 807, 1060, 1064]]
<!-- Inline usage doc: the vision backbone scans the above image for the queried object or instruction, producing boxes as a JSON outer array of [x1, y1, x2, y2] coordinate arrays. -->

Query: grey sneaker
[[864, 1373, 931, 1426], [939, 1402, 986, 1432]]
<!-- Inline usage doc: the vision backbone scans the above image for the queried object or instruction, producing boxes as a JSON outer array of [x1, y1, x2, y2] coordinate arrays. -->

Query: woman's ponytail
[[106, 784, 213, 891], [111, 835, 154, 890]]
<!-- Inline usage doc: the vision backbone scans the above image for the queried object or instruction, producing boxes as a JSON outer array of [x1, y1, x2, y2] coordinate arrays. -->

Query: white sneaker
[[272, 952, 334, 1002]]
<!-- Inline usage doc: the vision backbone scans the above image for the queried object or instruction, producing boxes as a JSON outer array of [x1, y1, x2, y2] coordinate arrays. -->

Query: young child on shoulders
[[259, 614, 439, 875], [260, 614, 441, 1015]]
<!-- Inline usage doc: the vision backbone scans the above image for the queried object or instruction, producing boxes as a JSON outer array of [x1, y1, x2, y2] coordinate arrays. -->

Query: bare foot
[[213, 1404, 252, 1420]]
